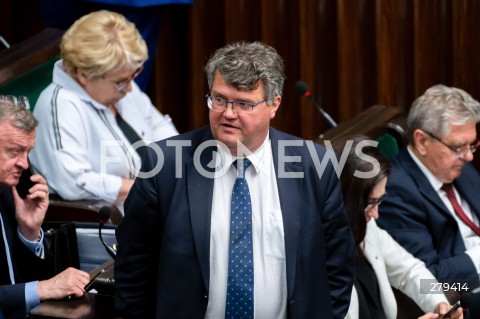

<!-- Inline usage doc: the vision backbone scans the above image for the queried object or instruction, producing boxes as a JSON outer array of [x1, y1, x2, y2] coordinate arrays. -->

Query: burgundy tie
[[442, 184, 480, 236]]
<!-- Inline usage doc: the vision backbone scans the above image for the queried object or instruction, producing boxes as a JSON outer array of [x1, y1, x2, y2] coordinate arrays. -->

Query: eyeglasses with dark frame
[[113, 65, 144, 92], [205, 94, 267, 114], [365, 194, 386, 211], [424, 131, 480, 159], [0, 95, 30, 110]]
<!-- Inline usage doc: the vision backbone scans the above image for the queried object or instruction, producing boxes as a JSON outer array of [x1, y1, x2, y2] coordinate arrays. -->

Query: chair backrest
[[75, 222, 117, 273], [0, 28, 63, 108], [42, 221, 117, 274]]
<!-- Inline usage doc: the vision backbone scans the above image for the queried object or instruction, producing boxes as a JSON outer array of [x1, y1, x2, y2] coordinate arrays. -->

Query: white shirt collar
[[407, 145, 444, 191], [215, 133, 271, 176]]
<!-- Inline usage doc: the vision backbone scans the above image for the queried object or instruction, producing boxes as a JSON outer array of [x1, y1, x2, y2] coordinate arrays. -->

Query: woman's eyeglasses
[[113, 65, 144, 92], [365, 194, 386, 211]]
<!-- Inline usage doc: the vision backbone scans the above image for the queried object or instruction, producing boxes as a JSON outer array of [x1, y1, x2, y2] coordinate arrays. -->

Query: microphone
[[98, 206, 116, 259], [439, 292, 470, 319], [295, 80, 337, 128]]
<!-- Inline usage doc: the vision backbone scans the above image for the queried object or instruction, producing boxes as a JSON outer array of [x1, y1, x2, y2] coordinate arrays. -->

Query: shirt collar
[[407, 145, 444, 192], [215, 133, 271, 176]]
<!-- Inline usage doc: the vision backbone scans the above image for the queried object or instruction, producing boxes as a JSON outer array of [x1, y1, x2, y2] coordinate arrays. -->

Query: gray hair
[[0, 98, 38, 132], [407, 84, 480, 144], [204, 41, 286, 104]]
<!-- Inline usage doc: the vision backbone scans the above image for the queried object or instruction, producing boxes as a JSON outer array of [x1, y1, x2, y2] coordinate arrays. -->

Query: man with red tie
[[377, 85, 480, 313]]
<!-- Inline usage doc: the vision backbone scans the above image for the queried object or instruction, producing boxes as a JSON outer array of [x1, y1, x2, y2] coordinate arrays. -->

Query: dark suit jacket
[[115, 126, 355, 319], [377, 147, 480, 289], [0, 186, 53, 317]]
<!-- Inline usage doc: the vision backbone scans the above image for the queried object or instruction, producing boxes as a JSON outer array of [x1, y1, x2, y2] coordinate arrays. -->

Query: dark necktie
[[115, 113, 147, 160], [225, 158, 254, 319], [442, 184, 480, 236]]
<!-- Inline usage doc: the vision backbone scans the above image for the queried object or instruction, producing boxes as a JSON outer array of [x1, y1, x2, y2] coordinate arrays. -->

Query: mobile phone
[[16, 168, 36, 198], [439, 302, 461, 319], [84, 269, 105, 292]]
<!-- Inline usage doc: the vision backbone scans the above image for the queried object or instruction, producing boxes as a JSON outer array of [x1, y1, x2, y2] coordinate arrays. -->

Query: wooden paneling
[[413, 0, 450, 95], [452, 0, 480, 96], [3, 0, 480, 140]]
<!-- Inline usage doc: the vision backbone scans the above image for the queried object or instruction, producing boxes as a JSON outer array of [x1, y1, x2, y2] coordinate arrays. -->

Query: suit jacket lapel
[[399, 149, 452, 217], [188, 129, 216, 290], [0, 187, 15, 284], [270, 128, 303, 297]]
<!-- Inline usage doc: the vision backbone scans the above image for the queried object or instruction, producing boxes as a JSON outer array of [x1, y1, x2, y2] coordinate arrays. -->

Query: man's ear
[[269, 96, 281, 119], [413, 129, 429, 155]]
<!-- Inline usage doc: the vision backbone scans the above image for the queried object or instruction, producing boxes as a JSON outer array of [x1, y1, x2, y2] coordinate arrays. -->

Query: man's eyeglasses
[[425, 131, 480, 159], [113, 65, 144, 92], [0, 95, 30, 110], [206, 94, 267, 114], [365, 194, 386, 211]]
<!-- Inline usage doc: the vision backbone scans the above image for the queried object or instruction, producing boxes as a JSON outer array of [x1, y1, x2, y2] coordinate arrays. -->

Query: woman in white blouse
[[30, 10, 178, 212], [334, 136, 463, 319]]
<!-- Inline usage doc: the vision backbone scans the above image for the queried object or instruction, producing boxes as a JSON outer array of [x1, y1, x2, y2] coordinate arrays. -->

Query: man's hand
[[12, 174, 49, 241], [38, 267, 90, 301]]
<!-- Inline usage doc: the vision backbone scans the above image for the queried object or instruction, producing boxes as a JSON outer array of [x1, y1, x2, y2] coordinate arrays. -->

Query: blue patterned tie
[[225, 158, 254, 319]]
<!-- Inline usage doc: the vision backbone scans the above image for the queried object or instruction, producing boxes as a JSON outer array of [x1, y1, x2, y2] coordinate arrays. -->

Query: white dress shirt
[[205, 136, 287, 319]]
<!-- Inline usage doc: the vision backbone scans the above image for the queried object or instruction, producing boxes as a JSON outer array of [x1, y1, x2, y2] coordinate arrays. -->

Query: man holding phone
[[0, 96, 90, 318]]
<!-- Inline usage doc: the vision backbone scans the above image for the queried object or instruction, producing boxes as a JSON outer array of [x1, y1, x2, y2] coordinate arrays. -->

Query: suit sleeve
[[317, 151, 355, 318], [0, 283, 26, 316], [114, 145, 165, 318], [378, 166, 480, 287], [0, 192, 53, 317]]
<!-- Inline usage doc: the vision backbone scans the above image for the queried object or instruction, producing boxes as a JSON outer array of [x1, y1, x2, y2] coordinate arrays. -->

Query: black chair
[[42, 220, 117, 274]]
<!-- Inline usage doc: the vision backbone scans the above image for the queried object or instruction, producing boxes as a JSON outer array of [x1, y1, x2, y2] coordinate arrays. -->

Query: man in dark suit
[[115, 42, 355, 319], [0, 96, 89, 318], [377, 85, 480, 307]]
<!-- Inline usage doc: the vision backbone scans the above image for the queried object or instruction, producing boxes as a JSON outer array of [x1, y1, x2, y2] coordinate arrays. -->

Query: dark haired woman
[[334, 136, 462, 319]]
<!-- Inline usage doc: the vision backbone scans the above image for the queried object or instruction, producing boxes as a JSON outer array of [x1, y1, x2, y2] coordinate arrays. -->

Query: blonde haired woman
[[30, 10, 178, 212]]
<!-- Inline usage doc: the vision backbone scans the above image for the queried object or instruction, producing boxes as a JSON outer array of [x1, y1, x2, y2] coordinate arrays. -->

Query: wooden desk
[[47, 195, 123, 225], [30, 260, 117, 319]]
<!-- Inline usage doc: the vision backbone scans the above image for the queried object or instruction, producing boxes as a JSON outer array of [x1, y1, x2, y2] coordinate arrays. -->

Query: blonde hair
[[61, 10, 147, 79]]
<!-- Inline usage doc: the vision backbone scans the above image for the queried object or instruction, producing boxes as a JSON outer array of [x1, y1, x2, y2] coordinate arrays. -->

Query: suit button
[[289, 299, 295, 304], [204, 295, 208, 299]]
